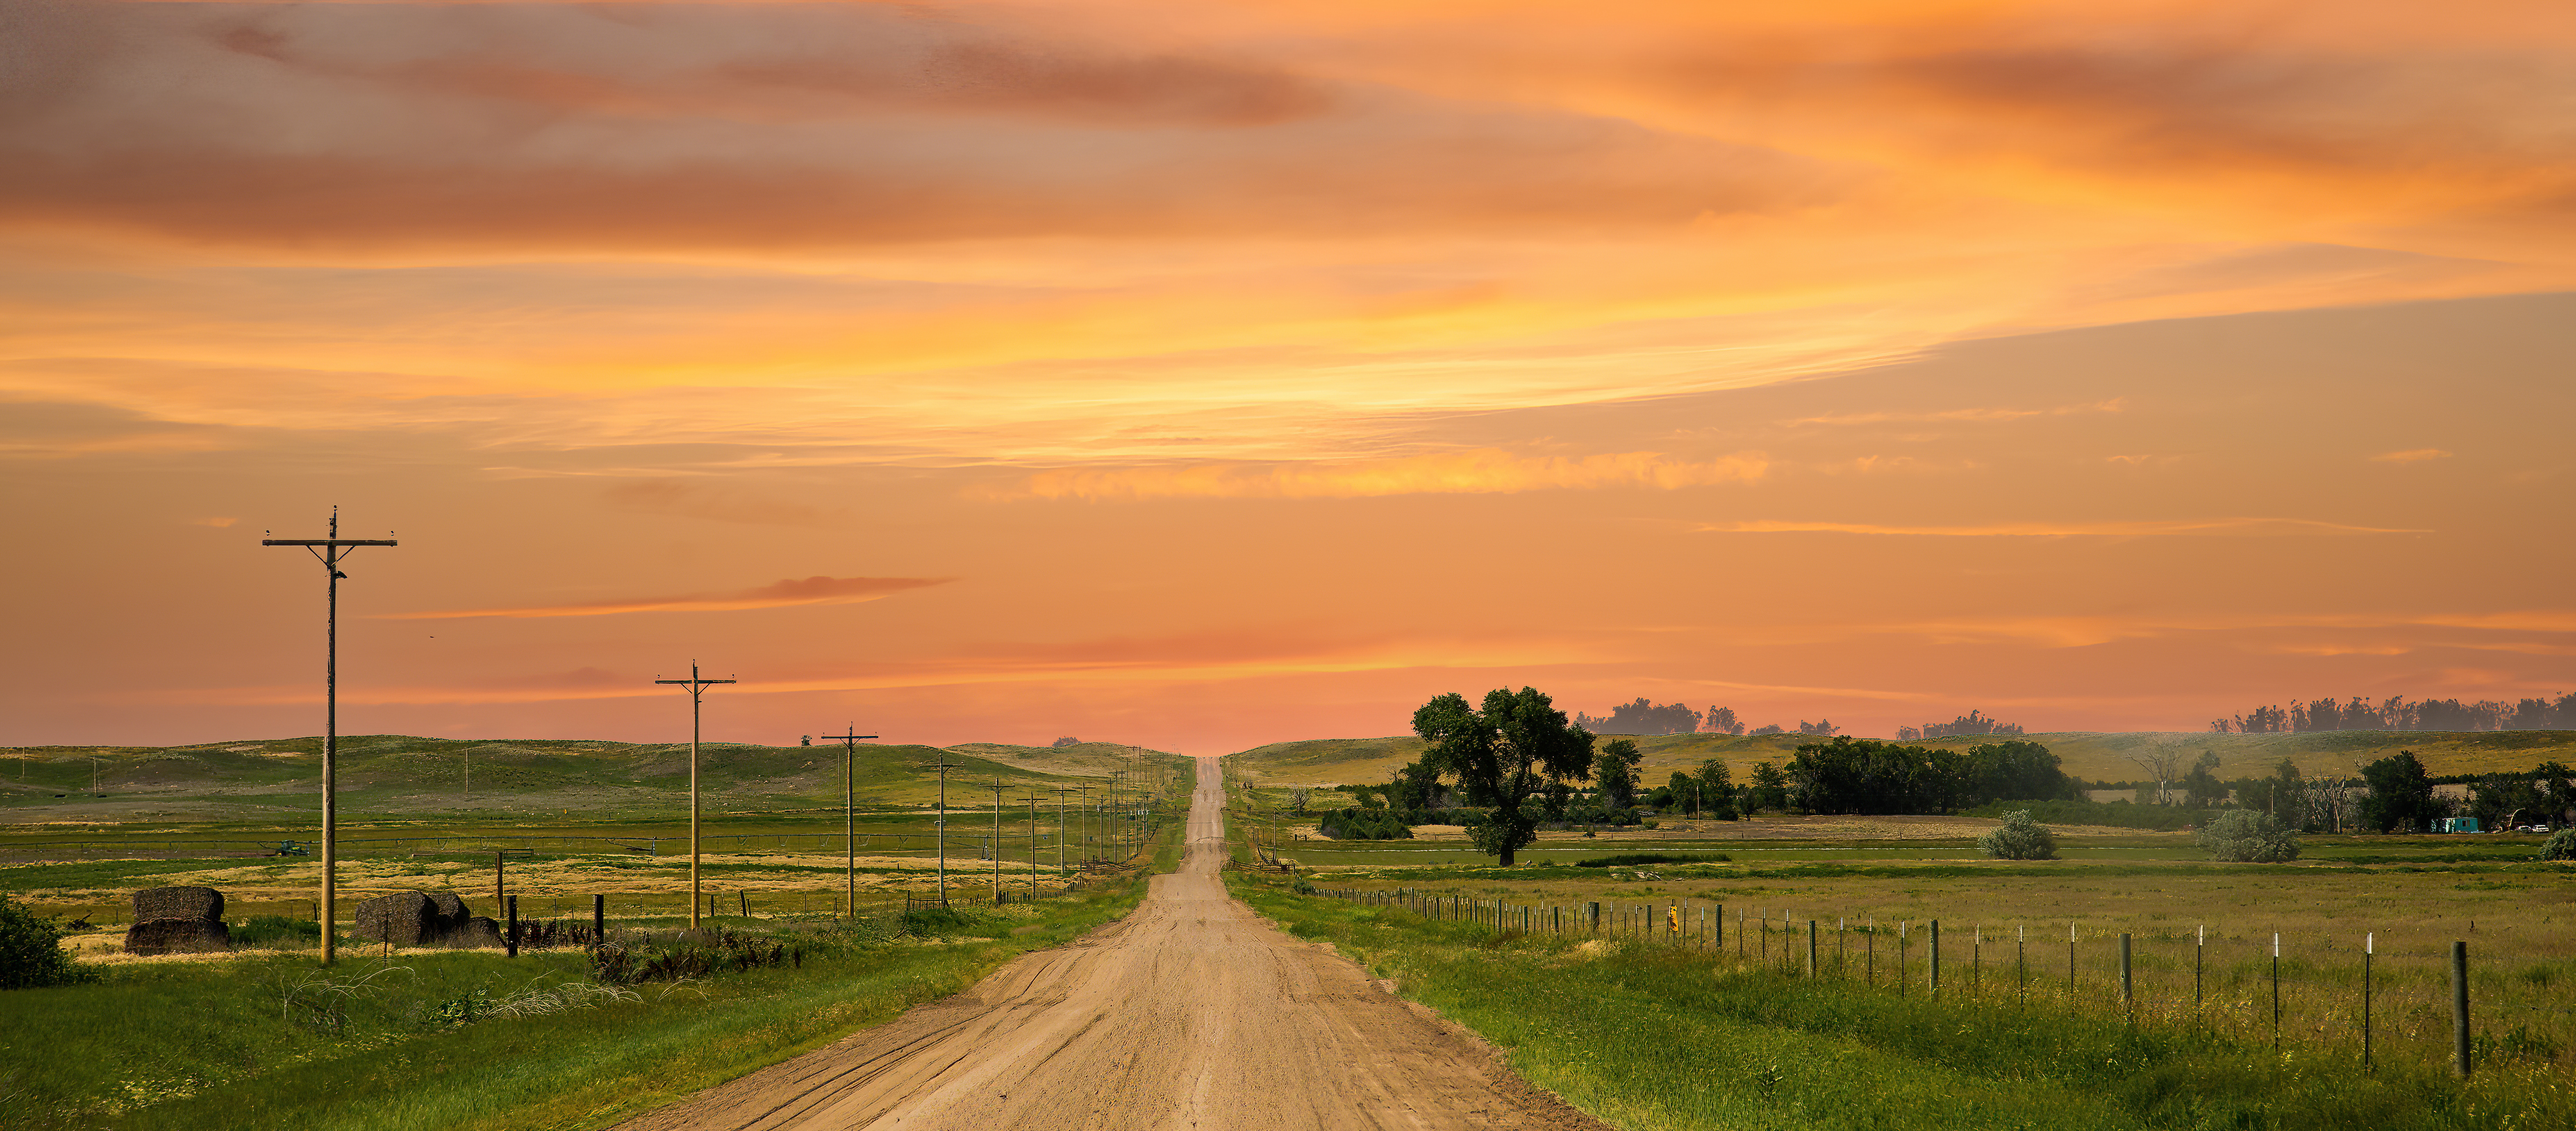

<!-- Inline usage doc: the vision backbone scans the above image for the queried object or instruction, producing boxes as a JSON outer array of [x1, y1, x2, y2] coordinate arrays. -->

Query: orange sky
[[2, 0, 2571, 752]]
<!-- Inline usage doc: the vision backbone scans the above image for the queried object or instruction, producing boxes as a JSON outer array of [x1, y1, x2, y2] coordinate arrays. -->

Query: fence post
[[1716, 903, 1724, 950], [1808, 920, 1818, 977], [2364, 932, 2374, 1071], [1589, 901, 1601, 933], [593, 893, 604, 946], [2272, 932, 2283, 1047], [2195, 925, 2204, 1008], [2452, 940, 2471, 1079], [1930, 920, 1941, 999], [505, 893, 518, 957], [1867, 921, 1875, 985], [2018, 924, 2027, 1006], [2068, 922, 2077, 1000], [2120, 933, 2133, 1013]]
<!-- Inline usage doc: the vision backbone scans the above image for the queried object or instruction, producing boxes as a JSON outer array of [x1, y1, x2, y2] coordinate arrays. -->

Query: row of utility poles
[[259, 508, 1161, 960]]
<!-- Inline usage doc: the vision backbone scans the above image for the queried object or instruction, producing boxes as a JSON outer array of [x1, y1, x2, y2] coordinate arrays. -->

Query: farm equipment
[[271, 840, 311, 856]]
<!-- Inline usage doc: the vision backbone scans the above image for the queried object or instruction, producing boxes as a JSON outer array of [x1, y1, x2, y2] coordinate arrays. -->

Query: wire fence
[[1312, 887, 2576, 1078]]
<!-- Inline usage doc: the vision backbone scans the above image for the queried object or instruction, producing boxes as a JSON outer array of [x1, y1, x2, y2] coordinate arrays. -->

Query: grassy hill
[[0, 736, 1188, 825], [1224, 729, 2576, 791]]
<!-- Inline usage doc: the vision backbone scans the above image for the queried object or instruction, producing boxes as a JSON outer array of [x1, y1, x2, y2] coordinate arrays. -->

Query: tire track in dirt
[[618, 757, 1608, 1131]]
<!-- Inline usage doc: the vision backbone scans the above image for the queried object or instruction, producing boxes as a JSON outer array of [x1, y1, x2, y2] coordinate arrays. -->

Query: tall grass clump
[[1976, 810, 2059, 860], [2198, 809, 2301, 862]]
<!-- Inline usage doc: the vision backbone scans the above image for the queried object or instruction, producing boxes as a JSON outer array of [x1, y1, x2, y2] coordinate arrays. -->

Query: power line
[[261, 505, 396, 967]]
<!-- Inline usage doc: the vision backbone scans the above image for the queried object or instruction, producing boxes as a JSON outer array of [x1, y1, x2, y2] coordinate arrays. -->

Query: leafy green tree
[[1541, 779, 1573, 821], [2181, 752, 2228, 808], [2360, 751, 2441, 832], [2540, 828, 2576, 861], [1385, 760, 1444, 815], [1693, 758, 1733, 799], [1412, 687, 1598, 866], [1978, 810, 2059, 860], [2470, 773, 2546, 830], [2536, 762, 2576, 825], [1665, 771, 1698, 814], [1748, 761, 1790, 812], [2198, 809, 2301, 862], [1961, 740, 2074, 804], [1594, 738, 1641, 809]]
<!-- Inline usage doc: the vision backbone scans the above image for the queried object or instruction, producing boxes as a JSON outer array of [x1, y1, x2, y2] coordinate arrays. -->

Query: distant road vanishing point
[[619, 756, 1605, 1131]]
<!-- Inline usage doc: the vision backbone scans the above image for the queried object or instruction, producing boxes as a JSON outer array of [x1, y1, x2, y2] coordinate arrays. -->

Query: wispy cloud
[[1695, 517, 2428, 537], [1004, 449, 1768, 501], [2371, 448, 2454, 463], [381, 575, 952, 620], [1786, 399, 2127, 428]]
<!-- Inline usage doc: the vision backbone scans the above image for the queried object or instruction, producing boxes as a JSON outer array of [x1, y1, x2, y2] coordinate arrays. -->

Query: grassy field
[[0, 813, 1188, 1131], [1229, 871, 2576, 1130], [1226, 729, 2576, 791], [0, 735, 1190, 824]]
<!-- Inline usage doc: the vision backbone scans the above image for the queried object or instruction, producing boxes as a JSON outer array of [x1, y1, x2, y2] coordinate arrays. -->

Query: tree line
[[2209, 693, 2576, 733]]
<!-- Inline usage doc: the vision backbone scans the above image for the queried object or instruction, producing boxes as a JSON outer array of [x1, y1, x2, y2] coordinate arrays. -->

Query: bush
[[2539, 828, 2576, 861], [1977, 810, 2059, 860], [2197, 809, 2302, 862], [1317, 807, 1414, 840], [0, 894, 94, 989]]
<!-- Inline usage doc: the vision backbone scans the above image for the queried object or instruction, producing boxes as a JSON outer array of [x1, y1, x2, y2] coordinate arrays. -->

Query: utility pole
[[1022, 793, 1042, 895], [1052, 786, 1075, 877], [821, 725, 877, 916], [655, 661, 735, 930], [926, 759, 962, 905], [263, 506, 397, 966], [1075, 784, 1093, 867], [988, 775, 1006, 902]]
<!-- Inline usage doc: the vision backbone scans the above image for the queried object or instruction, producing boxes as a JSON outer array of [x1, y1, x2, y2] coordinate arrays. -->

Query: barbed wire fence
[[1309, 886, 2576, 1078]]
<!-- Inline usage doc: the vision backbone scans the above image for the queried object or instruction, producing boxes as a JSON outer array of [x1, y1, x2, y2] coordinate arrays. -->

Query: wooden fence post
[[505, 893, 518, 957], [593, 893, 605, 946], [1808, 920, 1818, 977], [1930, 920, 1941, 999], [2120, 933, 2133, 1013], [2364, 932, 2374, 1071]]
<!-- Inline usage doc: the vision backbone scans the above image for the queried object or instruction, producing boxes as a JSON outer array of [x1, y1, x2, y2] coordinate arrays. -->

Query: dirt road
[[620, 757, 1606, 1131]]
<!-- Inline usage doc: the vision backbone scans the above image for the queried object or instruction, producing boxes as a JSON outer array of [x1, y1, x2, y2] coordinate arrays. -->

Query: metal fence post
[[1930, 920, 1941, 999], [2453, 940, 2472, 1079], [2364, 932, 2374, 1071], [1808, 920, 1818, 977], [2272, 932, 2282, 1048], [593, 893, 604, 946], [505, 893, 518, 957]]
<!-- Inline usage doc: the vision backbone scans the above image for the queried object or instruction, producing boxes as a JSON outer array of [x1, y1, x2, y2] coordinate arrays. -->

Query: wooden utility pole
[[988, 775, 1006, 902], [263, 506, 397, 966], [1021, 794, 1042, 895], [925, 759, 962, 905], [820, 725, 877, 916], [655, 661, 735, 930], [1052, 787, 1076, 877]]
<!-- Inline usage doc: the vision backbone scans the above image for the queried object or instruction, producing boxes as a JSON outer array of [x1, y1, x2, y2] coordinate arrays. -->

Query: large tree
[[1411, 687, 1597, 866], [2360, 751, 2441, 832], [1594, 739, 1641, 809]]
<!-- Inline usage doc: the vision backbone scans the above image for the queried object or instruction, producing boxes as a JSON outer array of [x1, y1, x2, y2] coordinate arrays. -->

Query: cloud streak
[[1695, 518, 2431, 537], [1005, 449, 1769, 500], [381, 575, 952, 620]]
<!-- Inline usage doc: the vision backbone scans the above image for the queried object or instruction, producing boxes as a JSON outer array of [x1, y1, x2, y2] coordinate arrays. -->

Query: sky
[[2, 0, 2571, 753]]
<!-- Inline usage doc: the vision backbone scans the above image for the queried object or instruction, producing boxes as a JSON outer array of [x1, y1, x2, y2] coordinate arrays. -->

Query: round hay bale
[[131, 886, 223, 923], [126, 917, 232, 955], [353, 891, 437, 946]]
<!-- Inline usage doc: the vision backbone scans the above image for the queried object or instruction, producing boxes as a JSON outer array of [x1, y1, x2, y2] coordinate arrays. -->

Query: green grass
[[1229, 876, 2576, 1131], [0, 880, 1155, 1130]]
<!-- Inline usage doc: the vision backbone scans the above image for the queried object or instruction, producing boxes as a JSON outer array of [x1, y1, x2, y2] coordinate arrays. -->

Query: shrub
[[0, 894, 95, 989], [1318, 807, 1414, 840], [1977, 810, 2059, 860], [2197, 809, 2302, 862], [2539, 827, 2576, 861]]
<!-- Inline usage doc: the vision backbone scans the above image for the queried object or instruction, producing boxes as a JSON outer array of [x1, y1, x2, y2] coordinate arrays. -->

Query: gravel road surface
[[619, 757, 1607, 1131]]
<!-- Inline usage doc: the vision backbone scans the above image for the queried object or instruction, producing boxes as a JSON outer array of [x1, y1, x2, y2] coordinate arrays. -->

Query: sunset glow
[[4, 0, 2570, 751]]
